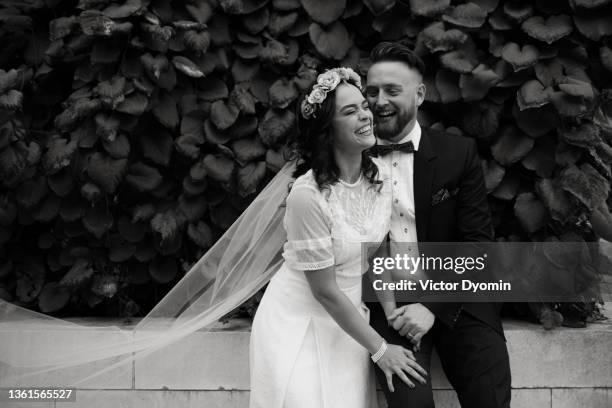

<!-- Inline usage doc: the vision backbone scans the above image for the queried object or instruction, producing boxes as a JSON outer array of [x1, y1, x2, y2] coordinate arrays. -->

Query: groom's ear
[[416, 82, 426, 107]]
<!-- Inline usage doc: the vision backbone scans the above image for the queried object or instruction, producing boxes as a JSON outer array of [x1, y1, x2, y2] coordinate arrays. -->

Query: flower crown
[[300, 67, 362, 119]]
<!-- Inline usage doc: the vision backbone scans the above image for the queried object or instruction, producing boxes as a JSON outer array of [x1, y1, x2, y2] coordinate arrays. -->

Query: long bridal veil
[[0, 161, 296, 385]]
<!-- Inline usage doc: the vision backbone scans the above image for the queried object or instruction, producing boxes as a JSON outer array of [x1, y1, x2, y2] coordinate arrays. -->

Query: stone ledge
[[1, 314, 611, 393]]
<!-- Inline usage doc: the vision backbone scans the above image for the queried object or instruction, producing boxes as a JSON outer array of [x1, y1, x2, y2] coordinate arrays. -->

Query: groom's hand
[[388, 303, 435, 344]]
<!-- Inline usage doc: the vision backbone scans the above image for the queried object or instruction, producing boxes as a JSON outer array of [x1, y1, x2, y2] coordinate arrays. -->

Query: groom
[[365, 42, 511, 408]]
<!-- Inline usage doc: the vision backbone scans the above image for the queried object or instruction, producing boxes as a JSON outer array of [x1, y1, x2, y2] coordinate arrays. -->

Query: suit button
[[394, 199, 398, 204], [393, 162, 398, 167], [400, 213, 404, 217]]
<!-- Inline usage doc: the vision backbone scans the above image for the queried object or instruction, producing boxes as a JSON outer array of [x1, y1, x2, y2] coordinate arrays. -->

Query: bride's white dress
[[249, 162, 392, 408]]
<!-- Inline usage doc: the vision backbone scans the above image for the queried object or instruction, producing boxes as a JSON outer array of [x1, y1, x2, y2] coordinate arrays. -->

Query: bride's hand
[[375, 344, 427, 392]]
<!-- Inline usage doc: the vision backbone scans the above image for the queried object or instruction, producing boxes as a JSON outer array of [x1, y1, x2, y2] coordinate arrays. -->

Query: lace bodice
[[282, 159, 392, 273]]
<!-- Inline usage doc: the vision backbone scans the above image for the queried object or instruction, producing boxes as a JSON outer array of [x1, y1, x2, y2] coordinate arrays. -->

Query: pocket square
[[431, 186, 459, 206]]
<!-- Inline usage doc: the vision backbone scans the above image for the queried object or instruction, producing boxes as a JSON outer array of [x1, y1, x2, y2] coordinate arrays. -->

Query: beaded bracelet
[[371, 340, 388, 363]]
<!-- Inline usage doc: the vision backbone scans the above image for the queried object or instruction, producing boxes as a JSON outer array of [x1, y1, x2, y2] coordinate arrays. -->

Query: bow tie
[[371, 140, 415, 157]]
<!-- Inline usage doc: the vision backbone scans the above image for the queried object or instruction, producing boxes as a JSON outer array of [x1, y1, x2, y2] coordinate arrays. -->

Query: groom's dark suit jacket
[[411, 128, 503, 336]]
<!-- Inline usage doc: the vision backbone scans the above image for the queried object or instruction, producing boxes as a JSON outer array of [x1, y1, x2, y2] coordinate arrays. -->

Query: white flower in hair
[[300, 67, 362, 119], [307, 85, 327, 105], [317, 70, 341, 90]]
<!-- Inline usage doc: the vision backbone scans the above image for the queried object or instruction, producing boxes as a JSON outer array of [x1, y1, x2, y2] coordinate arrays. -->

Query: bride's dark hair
[[288, 79, 381, 191]]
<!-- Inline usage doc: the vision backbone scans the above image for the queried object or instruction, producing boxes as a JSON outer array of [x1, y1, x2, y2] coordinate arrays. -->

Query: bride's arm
[[369, 238, 397, 318], [304, 267, 426, 391]]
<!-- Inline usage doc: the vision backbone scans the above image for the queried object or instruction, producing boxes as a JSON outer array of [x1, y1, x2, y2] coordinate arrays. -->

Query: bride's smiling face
[[330, 83, 375, 153]]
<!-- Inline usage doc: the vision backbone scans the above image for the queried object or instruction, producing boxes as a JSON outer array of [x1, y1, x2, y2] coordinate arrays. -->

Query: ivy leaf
[[203, 154, 235, 182], [534, 60, 564, 87], [140, 53, 169, 80], [141, 127, 173, 166], [48, 168, 76, 196], [536, 179, 574, 222], [95, 75, 126, 108], [549, 92, 588, 117], [459, 64, 499, 101], [258, 109, 295, 146], [230, 85, 256, 115], [178, 194, 208, 222], [185, 2, 215, 24], [117, 215, 148, 242], [521, 136, 556, 177], [243, 7, 269, 33], [126, 162, 163, 192], [116, 92, 148, 115], [435, 69, 461, 103], [513, 104, 558, 138], [409, 0, 450, 17], [172, 56, 205, 78], [0, 90, 23, 110], [514, 192, 548, 234], [152, 92, 179, 129], [132, 203, 156, 222], [0, 141, 28, 181], [187, 221, 214, 249], [16, 176, 48, 207], [309, 22, 353, 60], [83, 203, 114, 238], [503, 1, 533, 23], [210, 100, 240, 130], [219, 0, 268, 14], [232, 137, 267, 164], [558, 78, 595, 100], [517, 80, 551, 111], [268, 11, 298, 37], [573, 14, 612, 41], [301, 0, 346, 24], [38, 282, 71, 313], [482, 159, 505, 193], [86, 152, 128, 194], [600, 46, 612, 72], [94, 112, 121, 142], [501, 42, 539, 71], [150, 209, 184, 243], [149, 256, 177, 283], [103, 0, 144, 18], [492, 171, 520, 200], [460, 101, 502, 139], [60, 258, 94, 289], [560, 164, 609, 210], [521, 15, 573, 44], [237, 161, 267, 196], [0, 69, 20, 94], [43, 138, 78, 175], [184, 30, 211, 55], [199, 77, 229, 101], [109, 234, 136, 262], [440, 49, 478, 74], [491, 126, 534, 166], [418, 22, 468, 53], [560, 123, 601, 149], [269, 78, 298, 109], [81, 182, 102, 203], [442, 3, 487, 28], [55, 98, 102, 132]]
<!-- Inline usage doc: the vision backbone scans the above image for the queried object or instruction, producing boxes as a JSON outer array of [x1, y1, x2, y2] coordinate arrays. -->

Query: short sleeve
[[282, 184, 335, 271]]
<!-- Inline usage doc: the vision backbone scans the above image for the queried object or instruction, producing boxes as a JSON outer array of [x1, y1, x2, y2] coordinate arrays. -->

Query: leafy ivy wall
[[0, 0, 611, 321]]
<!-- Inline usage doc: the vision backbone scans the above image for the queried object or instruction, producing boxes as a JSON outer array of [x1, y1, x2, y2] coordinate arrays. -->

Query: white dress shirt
[[379, 121, 422, 277]]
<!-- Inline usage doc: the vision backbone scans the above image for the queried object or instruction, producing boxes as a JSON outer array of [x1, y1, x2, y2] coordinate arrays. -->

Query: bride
[[0, 68, 424, 406], [249, 68, 426, 408]]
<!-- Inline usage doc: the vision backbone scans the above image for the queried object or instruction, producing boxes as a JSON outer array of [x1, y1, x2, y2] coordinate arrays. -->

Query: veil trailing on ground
[[0, 161, 296, 386]]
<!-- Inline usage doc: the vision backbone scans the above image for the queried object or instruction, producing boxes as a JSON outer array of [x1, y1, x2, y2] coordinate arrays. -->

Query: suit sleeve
[[422, 138, 494, 327]]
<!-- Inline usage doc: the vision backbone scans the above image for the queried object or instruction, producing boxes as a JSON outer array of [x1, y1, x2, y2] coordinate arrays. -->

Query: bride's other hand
[[375, 344, 427, 392]]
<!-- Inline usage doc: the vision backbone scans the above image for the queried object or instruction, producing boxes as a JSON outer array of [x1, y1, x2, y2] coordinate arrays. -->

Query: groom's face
[[366, 61, 425, 142]]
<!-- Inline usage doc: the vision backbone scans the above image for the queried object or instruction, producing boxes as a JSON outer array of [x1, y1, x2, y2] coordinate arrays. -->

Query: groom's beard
[[375, 109, 414, 141]]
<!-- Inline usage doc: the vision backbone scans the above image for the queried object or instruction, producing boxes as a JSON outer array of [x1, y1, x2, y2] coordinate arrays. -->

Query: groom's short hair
[[369, 42, 425, 76]]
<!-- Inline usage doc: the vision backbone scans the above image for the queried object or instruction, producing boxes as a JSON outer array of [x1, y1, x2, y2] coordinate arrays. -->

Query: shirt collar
[[379, 121, 421, 151]]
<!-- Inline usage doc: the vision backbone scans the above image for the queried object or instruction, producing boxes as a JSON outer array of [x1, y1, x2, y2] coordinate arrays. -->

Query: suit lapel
[[413, 129, 437, 241]]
